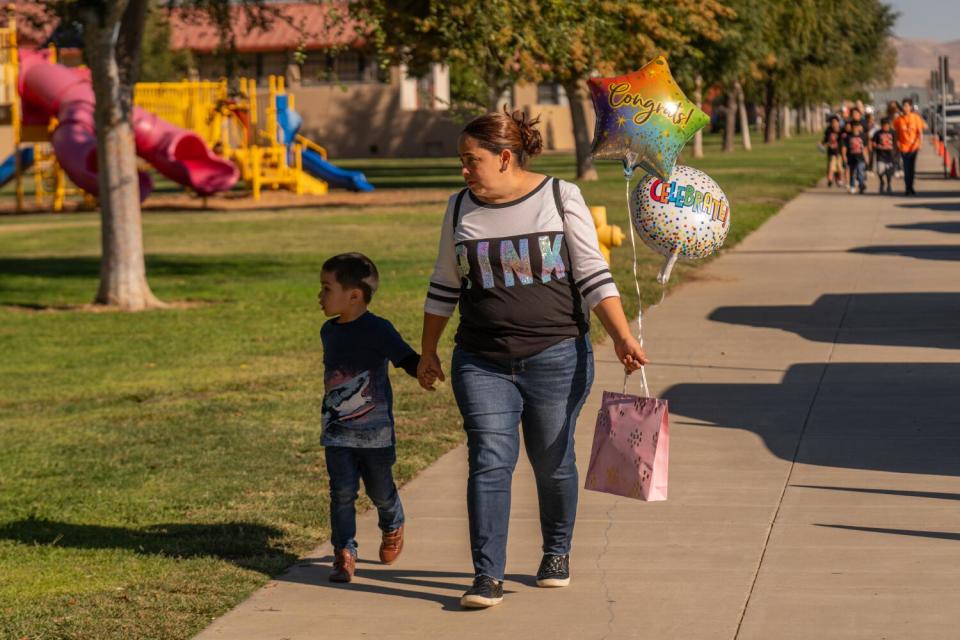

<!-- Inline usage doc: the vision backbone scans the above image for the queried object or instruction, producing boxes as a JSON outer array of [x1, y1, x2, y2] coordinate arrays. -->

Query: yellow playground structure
[[134, 75, 335, 201], [1, 16, 371, 211]]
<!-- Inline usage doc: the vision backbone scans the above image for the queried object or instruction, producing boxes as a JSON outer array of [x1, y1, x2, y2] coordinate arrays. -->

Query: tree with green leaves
[[756, 0, 896, 143], [350, 1, 538, 114], [37, 0, 274, 310], [138, 4, 193, 82]]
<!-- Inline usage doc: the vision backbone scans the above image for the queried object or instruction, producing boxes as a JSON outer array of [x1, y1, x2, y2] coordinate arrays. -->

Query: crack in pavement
[[597, 500, 618, 640]]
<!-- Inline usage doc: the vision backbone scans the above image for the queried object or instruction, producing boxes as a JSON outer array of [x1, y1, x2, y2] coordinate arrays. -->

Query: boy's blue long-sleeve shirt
[[320, 311, 418, 448]]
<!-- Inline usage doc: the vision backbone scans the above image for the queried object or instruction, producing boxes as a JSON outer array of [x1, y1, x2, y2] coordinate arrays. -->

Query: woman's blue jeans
[[451, 336, 594, 580]]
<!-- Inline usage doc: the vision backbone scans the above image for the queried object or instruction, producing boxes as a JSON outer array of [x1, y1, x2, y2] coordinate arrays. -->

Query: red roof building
[[168, 2, 364, 55]]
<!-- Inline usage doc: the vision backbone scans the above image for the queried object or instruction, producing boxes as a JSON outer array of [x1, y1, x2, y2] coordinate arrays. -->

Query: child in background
[[317, 252, 420, 583], [843, 121, 869, 194], [822, 116, 843, 187], [872, 118, 897, 194]]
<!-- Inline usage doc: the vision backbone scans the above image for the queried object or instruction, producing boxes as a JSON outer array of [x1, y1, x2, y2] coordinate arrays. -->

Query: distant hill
[[892, 37, 960, 88]]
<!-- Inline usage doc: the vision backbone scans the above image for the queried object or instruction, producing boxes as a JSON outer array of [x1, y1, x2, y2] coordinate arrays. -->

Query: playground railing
[[295, 134, 328, 160], [134, 80, 229, 149]]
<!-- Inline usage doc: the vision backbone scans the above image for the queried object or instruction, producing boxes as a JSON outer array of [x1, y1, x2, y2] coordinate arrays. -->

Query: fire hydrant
[[590, 205, 625, 264]]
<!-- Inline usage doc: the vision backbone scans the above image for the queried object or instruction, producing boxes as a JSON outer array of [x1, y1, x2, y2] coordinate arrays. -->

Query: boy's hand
[[417, 351, 445, 391]]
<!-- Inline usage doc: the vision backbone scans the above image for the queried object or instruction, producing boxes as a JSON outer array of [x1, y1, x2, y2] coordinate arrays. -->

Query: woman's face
[[458, 135, 508, 198]]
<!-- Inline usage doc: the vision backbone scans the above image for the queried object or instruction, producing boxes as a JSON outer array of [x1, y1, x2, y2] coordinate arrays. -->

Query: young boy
[[842, 121, 869, 194], [822, 116, 843, 186], [318, 252, 420, 583], [871, 117, 897, 194]]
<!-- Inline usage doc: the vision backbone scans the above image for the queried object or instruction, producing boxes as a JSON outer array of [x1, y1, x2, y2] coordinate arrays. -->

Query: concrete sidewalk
[[196, 150, 960, 640]]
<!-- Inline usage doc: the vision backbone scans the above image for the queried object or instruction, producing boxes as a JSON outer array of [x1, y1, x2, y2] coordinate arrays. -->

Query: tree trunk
[[486, 75, 504, 112], [736, 81, 751, 151], [722, 85, 736, 152], [565, 81, 597, 181], [780, 105, 792, 139], [692, 74, 704, 158], [763, 79, 776, 143], [84, 0, 162, 310]]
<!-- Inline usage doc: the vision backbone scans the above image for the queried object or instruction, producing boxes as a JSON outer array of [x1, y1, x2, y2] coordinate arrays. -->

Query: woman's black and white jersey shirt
[[424, 176, 620, 361]]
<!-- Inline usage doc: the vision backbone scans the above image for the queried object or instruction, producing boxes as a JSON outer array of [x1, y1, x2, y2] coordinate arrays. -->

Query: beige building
[[170, 3, 585, 159]]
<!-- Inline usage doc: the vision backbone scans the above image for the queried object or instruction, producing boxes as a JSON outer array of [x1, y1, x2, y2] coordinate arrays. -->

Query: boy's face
[[881, 122, 890, 132], [831, 120, 840, 131], [318, 271, 363, 317]]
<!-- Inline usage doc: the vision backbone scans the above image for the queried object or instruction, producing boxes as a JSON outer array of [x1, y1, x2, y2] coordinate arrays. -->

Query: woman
[[417, 108, 647, 609]]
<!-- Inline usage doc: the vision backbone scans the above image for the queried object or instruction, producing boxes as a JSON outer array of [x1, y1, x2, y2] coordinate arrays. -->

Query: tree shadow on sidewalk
[[895, 202, 960, 213], [661, 362, 960, 477], [849, 244, 960, 261], [0, 517, 296, 574], [888, 221, 960, 233], [708, 292, 960, 350], [815, 524, 960, 541]]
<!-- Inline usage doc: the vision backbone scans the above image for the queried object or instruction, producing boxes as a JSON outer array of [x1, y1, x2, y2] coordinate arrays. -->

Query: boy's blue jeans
[[325, 445, 404, 555], [849, 157, 866, 189], [451, 336, 594, 581]]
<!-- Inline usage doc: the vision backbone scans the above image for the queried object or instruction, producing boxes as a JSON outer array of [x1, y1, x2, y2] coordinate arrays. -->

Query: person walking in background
[[842, 121, 869, 194], [822, 116, 844, 187], [864, 111, 878, 173], [872, 117, 898, 194], [893, 98, 924, 196], [839, 116, 854, 188], [887, 101, 904, 178]]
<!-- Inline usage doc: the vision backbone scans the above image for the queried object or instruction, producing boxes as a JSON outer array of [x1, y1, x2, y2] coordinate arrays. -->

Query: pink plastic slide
[[18, 50, 239, 200]]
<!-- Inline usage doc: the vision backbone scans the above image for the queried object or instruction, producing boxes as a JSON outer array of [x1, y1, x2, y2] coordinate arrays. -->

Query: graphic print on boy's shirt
[[320, 312, 416, 448], [322, 370, 375, 424]]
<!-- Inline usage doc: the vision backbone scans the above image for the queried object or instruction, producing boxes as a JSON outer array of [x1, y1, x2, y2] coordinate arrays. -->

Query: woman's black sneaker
[[536, 554, 570, 587], [460, 575, 504, 608]]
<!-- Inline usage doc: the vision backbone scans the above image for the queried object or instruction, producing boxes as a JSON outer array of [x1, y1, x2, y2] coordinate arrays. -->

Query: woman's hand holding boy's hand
[[614, 335, 649, 374], [417, 351, 445, 391]]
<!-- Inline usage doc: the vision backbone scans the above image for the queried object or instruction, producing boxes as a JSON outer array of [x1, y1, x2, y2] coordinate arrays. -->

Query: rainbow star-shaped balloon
[[589, 56, 709, 180]]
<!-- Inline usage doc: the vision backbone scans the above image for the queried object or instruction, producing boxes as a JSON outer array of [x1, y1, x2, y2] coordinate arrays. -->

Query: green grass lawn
[[0, 133, 821, 640]]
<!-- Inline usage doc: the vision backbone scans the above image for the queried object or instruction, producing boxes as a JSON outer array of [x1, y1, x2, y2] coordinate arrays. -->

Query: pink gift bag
[[584, 389, 669, 501]]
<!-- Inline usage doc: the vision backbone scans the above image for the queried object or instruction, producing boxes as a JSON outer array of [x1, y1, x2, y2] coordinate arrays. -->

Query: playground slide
[[275, 94, 374, 192], [301, 148, 374, 192], [0, 147, 34, 188], [18, 51, 238, 199], [132, 109, 239, 196], [19, 50, 152, 199]]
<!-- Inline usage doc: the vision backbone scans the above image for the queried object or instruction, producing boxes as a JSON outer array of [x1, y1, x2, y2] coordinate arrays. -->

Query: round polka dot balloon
[[629, 165, 731, 283]]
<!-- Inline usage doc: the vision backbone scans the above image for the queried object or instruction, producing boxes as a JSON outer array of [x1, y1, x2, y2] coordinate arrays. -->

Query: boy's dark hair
[[903, 98, 913, 107], [880, 117, 890, 126], [322, 253, 379, 303], [852, 122, 863, 130], [829, 115, 840, 123], [851, 107, 862, 116]]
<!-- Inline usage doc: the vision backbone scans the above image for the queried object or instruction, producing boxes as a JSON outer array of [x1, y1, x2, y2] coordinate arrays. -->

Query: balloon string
[[623, 177, 650, 397]]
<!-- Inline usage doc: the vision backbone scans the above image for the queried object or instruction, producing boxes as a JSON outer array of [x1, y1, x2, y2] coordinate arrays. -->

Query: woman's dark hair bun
[[506, 106, 543, 158], [462, 106, 544, 168]]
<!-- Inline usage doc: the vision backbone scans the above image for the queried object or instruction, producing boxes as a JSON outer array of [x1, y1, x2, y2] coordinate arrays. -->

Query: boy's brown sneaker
[[379, 525, 404, 564], [329, 548, 355, 583]]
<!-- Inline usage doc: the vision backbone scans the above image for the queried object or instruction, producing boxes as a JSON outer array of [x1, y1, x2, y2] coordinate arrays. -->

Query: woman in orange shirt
[[893, 98, 925, 195]]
